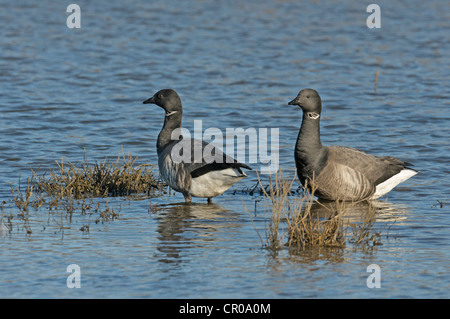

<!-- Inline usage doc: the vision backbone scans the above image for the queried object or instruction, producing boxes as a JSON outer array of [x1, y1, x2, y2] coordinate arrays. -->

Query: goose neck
[[297, 113, 322, 150], [157, 112, 182, 154]]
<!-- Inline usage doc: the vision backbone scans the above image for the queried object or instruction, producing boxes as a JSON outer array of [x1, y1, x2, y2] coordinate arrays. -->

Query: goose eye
[[158, 93, 163, 99]]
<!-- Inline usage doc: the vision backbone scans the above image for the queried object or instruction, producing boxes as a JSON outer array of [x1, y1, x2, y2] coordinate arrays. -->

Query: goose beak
[[288, 98, 298, 105], [143, 96, 156, 104]]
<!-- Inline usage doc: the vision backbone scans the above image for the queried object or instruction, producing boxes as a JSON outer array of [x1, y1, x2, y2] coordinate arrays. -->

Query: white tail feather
[[371, 168, 418, 199], [189, 168, 247, 198]]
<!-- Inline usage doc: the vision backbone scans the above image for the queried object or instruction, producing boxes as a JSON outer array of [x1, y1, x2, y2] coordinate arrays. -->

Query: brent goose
[[143, 89, 251, 203], [288, 88, 417, 201]]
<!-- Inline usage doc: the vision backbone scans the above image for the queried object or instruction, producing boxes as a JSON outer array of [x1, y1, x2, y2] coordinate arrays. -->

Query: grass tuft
[[32, 151, 164, 198], [246, 170, 384, 252], [7, 151, 164, 235]]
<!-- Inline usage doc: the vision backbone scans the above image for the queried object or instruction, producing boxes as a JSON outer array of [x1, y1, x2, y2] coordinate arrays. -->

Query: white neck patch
[[306, 112, 320, 120], [165, 111, 178, 117]]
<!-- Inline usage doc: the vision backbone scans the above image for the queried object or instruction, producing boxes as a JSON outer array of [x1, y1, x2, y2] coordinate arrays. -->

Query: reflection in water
[[309, 199, 411, 223], [266, 199, 412, 264], [0, 222, 10, 238], [152, 202, 242, 264]]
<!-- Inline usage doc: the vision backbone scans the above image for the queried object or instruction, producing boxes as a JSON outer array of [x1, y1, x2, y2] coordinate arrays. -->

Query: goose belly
[[312, 162, 375, 201], [158, 153, 188, 194], [190, 168, 247, 198]]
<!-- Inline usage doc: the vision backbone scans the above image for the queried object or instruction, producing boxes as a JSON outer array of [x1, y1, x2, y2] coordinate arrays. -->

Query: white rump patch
[[371, 169, 418, 199], [189, 168, 247, 198]]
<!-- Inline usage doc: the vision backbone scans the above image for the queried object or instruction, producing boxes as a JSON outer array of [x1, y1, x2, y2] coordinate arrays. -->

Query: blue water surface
[[0, 0, 449, 298]]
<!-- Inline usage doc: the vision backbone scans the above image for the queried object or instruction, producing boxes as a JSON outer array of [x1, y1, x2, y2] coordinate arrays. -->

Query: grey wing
[[168, 138, 251, 178], [328, 146, 410, 186]]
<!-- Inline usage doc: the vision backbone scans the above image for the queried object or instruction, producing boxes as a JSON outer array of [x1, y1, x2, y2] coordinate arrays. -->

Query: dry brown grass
[[32, 151, 164, 198], [246, 170, 383, 252], [286, 197, 346, 250], [7, 151, 163, 235], [348, 203, 381, 246]]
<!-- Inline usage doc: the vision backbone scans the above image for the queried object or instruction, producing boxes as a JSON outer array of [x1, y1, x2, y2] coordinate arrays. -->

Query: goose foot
[[184, 194, 192, 204]]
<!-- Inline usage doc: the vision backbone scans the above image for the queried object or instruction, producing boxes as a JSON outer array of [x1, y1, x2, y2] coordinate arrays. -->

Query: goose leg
[[183, 193, 192, 204], [207, 197, 212, 204]]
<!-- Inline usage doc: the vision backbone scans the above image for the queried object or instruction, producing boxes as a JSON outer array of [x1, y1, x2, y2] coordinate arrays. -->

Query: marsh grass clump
[[32, 152, 164, 198], [8, 176, 122, 235], [7, 151, 163, 235], [257, 170, 300, 249], [9, 178, 44, 234], [247, 170, 384, 252], [286, 199, 346, 250], [94, 200, 120, 223], [348, 204, 382, 246]]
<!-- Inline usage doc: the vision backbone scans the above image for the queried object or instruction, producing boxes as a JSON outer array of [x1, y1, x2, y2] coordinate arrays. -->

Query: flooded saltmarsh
[[0, 0, 449, 298]]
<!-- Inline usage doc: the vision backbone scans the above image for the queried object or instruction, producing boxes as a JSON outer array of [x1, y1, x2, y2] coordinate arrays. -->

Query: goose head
[[143, 89, 182, 116], [288, 88, 322, 115]]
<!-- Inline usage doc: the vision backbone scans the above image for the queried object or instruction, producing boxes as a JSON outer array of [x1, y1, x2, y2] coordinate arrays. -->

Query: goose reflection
[[151, 201, 242, 264], [308, 199, 411, 223]]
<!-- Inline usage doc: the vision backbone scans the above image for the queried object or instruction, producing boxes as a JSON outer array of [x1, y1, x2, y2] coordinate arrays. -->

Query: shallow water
[[0, 0, 449, 298]]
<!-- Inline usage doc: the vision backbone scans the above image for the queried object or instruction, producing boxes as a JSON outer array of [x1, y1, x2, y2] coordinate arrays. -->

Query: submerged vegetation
[[3, 151, 165, 236], [245, 170, 385, 253]]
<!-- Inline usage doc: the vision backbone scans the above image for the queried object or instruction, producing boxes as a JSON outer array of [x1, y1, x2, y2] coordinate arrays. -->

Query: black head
[[288, 88, 322, 114], [143, 89, 182, 115]]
